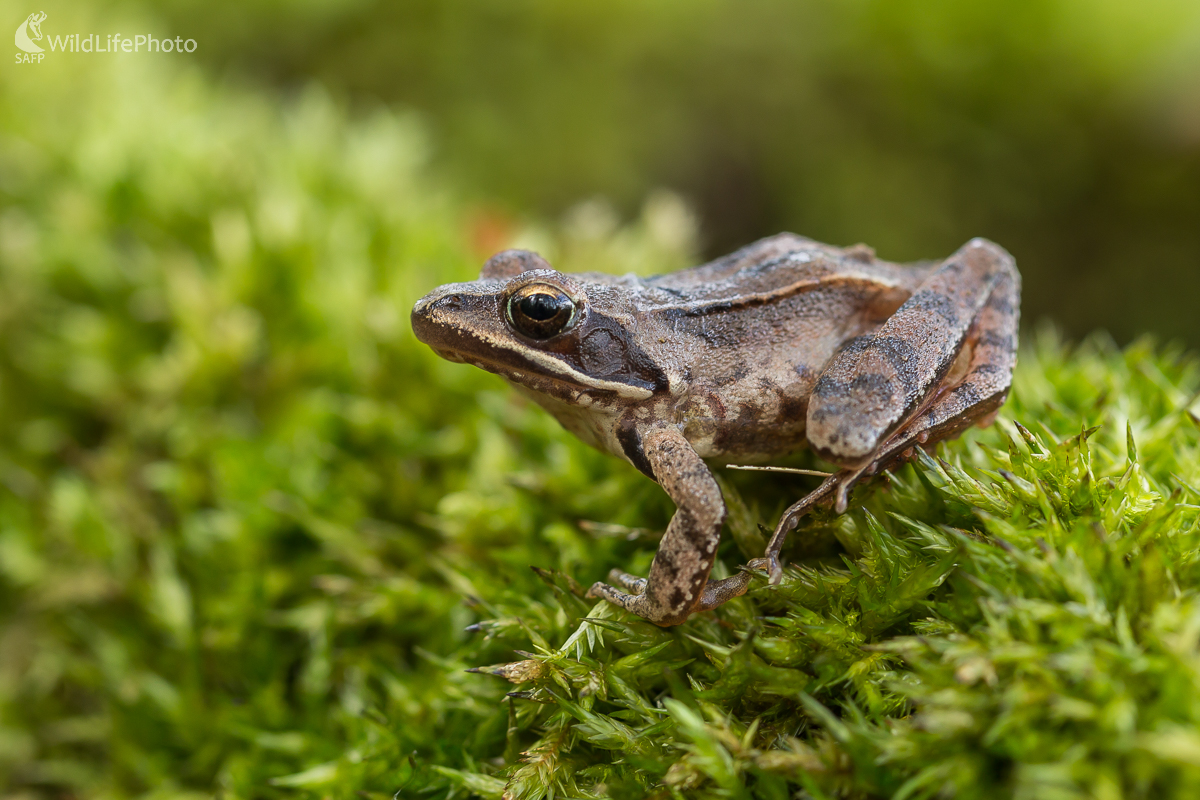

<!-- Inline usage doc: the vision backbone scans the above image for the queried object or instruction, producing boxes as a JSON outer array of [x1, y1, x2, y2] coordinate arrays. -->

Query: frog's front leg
[[587, 424, 748, 626]]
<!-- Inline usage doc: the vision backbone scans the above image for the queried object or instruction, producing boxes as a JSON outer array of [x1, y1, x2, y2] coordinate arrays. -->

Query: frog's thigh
[[876, 268, 1020, 459], [807, 238, 1017, 465], [587, 425, 726, 626]]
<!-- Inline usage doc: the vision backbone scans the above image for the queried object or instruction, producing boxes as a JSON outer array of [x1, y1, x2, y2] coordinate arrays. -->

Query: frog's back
[[642, 235, 934, 461], [643, 233, 928, 302]]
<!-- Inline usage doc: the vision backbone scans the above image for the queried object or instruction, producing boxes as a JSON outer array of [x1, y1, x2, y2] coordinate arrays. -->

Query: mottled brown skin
[[411, 234, 1021, 626]]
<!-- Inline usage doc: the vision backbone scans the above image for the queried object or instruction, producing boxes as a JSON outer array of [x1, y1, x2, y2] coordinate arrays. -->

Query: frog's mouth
[[426, 346, 467, 364], [431, 340, 652, 402]]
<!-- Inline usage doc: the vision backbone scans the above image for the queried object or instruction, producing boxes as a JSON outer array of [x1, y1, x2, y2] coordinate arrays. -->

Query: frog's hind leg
[[760, 473, 842, 584], [860, 262, 1020, 475], [692, 569, 763, 611], [805, 238, 1017, 470], [761, 241, 1020, 585]]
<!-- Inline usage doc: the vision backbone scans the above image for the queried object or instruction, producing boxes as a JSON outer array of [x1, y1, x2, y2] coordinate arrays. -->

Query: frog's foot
[[587, 567, 761, 624], [586, 581, 683, 625], [745, 556, 782, 587]]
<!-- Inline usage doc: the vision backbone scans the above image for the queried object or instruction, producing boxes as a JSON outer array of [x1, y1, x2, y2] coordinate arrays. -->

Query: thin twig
[[724, 465, 833, 477]]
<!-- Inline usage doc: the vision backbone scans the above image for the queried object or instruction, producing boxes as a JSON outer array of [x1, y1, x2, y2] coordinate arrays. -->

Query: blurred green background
[[4, 1, 1200, 798], [145, 0, 1199, 344]]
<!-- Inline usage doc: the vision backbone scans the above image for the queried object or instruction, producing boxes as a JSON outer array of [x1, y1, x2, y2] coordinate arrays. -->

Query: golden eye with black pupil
[[506, 284, 578, 339]]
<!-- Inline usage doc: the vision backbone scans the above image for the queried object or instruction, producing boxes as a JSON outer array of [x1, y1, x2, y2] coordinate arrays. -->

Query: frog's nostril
[[439, 293, 466, 311]]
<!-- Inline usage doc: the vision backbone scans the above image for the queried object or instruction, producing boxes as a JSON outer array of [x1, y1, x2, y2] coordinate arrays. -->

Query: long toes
[[606, 569, 648, 594], [588, 582, 685, 626], [588, 581, 636, 606]]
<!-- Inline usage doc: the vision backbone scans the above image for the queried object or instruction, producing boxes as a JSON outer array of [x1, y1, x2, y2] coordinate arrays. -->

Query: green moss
[[3, 39, 1200, 800]]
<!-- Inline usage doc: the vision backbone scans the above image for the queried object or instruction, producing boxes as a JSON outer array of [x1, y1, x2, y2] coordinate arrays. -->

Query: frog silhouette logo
[[15, 11, 46, 54]]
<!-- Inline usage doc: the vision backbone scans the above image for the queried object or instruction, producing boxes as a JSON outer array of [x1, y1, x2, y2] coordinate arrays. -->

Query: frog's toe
[[586, 580, 616, 602], [588, 581, 641, 605], [606, 569, 648, 594], [588, 581, 673, 622], [746, 556, 784, 585]]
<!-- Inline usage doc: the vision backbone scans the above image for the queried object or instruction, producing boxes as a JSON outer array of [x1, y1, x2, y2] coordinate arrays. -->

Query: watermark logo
[[15, 10, 45, 56], [15, 11, 197, 64]]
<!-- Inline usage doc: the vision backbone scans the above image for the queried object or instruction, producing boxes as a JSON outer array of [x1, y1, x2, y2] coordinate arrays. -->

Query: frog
[[411, 233, 1020, 626]]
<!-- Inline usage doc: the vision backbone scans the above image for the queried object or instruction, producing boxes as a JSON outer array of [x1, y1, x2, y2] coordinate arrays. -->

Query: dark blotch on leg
[[903, 290, 959, 326]]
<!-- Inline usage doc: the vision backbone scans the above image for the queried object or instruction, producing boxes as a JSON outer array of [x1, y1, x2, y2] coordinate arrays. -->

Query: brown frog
[[411, 234, 1020, 626]]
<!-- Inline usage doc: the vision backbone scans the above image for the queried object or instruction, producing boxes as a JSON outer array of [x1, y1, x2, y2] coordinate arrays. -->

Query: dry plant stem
[[725, 465, 834, 477]]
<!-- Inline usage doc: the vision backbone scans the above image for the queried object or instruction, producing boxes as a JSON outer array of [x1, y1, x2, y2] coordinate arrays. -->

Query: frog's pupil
[[520, 293, 563, 321], [507, 285, 577, 339]]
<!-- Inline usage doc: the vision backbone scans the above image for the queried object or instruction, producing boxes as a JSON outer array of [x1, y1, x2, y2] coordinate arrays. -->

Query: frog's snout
[[411, 291, 466, 344], [411, 290, 464, 319]]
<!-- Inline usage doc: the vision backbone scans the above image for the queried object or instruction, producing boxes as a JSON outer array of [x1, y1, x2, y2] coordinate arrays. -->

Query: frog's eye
[[506, 283, 578, 339]]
